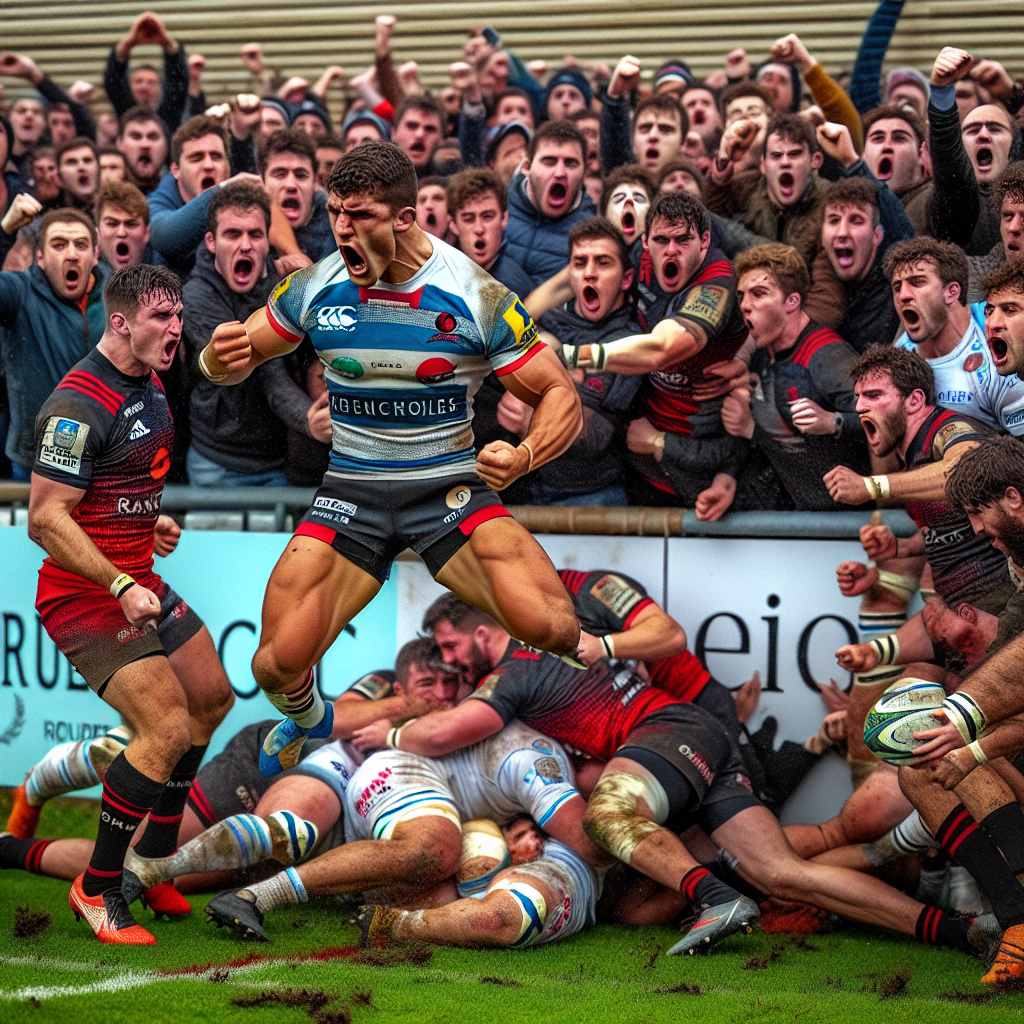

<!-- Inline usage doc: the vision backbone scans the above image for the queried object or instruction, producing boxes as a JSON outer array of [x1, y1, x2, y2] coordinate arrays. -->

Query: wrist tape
[[967, 740, 988, 764], [110, 573, 136, 599], [198, 345, 229, 383], [869, 634, 900, 666], [942, 692, 987, 745]]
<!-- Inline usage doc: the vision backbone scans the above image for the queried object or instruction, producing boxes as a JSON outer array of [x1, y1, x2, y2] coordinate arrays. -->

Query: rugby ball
[[863, 678, 946, 765]]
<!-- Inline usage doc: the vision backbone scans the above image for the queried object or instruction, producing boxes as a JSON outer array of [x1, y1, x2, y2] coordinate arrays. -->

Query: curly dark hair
[[882, 237, 970, 307], [945, 434, 1024, 513], [646, 189, 710, 239], [849, 344, 935, 405], [982, 255, 1024, 298], [326, 140, 418, 212], [257, 127, 316, 178]]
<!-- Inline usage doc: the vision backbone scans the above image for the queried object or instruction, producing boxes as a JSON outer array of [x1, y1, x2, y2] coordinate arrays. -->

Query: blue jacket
[[148, 170, 212, 281], [0, 262, 109, 469], [504, 173, 595, 288]]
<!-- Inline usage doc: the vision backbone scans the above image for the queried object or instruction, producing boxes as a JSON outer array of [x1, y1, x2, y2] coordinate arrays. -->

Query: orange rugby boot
[[69, 874, 157, 945]]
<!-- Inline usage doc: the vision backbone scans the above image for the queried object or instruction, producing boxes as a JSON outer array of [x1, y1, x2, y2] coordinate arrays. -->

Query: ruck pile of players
[[3, 1, 1024, 992]]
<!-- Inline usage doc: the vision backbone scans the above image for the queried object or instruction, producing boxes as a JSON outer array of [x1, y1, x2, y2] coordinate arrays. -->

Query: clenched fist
[[208, 321, 252, 376]]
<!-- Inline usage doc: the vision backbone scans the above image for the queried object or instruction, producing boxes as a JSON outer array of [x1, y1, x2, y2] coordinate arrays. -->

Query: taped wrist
[[110, 572, 136, 599], [198, 344, 229, 383], [942, 692, 987, 745], [869, 634, 900, 666], [875, 570, 919, 604]]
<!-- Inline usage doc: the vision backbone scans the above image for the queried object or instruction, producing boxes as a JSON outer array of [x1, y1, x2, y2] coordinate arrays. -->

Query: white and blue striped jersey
[[896, 306, 1024, 436], [266, 239, 541, 480]]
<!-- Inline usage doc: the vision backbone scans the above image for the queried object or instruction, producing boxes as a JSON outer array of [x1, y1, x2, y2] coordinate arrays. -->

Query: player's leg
[[0, 835, 93, 881], [70, 655, 193, 944], [207, 814, 462, 941], [711, 804, 987, 957], [433, 517, 580, 656], [6, 726, 133, 839], [784, 763, 911, 857], [166, 624, 234, 745], [363, 868, 562, 948], [250, 536, 381, 772]]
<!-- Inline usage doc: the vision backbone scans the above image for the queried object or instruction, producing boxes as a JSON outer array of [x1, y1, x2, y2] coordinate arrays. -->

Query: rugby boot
[[968, 913, 1003, 963], [981, 922, 1024, 985], [5, 783, 40, 840], [68, 874, 156, 945], [259, 703, 335, 777], [667, 895, 760, 956], [140, 880, 192, 918], [205, 889, 269, 942], [357, 904, 403, 947]]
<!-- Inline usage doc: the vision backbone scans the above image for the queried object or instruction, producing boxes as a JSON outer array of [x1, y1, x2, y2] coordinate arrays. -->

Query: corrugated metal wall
[[3, 1, 1022, 116]]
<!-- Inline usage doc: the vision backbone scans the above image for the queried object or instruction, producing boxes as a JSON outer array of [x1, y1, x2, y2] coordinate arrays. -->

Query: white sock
[[242, 866, 307, 913], [25, 740, 97, 805]]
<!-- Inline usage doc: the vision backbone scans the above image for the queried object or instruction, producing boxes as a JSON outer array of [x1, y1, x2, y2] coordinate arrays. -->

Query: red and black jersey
[[637, 247, 748, 436], [558, 568, 655, 636], [33, 348, 173, 585], [558, 567, 711, 701], [899, 406, 1006, 606], [468, 641, 688, 761]]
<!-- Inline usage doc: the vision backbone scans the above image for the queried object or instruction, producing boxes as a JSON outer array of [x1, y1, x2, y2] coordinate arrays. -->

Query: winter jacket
[[0, 262, 108, 468], [505, 172, 596, 288], [184, 246, 312, 475], [104, 43, 190, 131]]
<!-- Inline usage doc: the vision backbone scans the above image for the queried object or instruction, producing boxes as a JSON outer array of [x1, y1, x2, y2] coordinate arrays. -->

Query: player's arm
[[604, 602, 688, 662], [353, 698, 506, 756], [27, 474, 160, 629], [825, 439, 980, 505], [573, 316, 706, 376], [835, 610, 933, 672], [197, 306, 300, 387], [479, 344, 582, 491], [330, 693, 431, 740], [925, 714, 1024, 789]]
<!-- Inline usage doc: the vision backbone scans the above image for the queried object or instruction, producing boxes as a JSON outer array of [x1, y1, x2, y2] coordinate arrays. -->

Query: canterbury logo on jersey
[[316, 306, 358, 330], [129, 419, 150, 441]]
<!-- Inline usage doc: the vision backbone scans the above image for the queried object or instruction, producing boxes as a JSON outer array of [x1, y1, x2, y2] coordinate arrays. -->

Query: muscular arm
[[394, 699, 506, 757], [888, 439, 979, 502], [605, 603, 688, 663], [583, 318, 705, 376], [331, 693, 425, 740]]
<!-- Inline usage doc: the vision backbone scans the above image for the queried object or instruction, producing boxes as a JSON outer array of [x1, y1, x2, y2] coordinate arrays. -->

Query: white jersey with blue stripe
[[896, 307, 1024, 435], [266, 239, 541, 480], [343, 723, 579, 842]]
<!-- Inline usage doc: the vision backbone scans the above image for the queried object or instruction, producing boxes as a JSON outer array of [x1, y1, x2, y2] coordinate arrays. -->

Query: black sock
[[935, 804, 1024, 931], [981, 802, 1024, 876], [134, 745, 207, 861], [83, 753, 164, 897], [0, 835, 53, 874], [680, 866, 740, 908], [916, 906, 974, 953]]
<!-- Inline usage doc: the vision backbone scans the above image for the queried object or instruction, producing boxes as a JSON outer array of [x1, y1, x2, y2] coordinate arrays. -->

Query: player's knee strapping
[[25, 725, 133, 806], [266, 810, 319, 864], [584, 772, 668, 864], [490, 879, 547, 946], [458, 820, 512, 898]]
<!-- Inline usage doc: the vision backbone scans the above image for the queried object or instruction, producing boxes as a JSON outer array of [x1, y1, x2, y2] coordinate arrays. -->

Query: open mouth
[[136, 153, 152, 168], [877, 156, 893, 179], [282, 196, 300, 219], [833, 245, 855, 269], [234, 257, 253, 277], [901, 307, 921, 329], [341, 245, 368, 276], [990, 336, 1008, 364], [661, 259, 680, 288], [548, 183, 567, 207], [116, 242, 130, 258], [861, 416, 878, 442], [78, 173, 91, 186], [582, 284, 601, 314], [425, 211, 437, 227], [976, 147, 993, 171], [621, 210, 635, 233], [777, 171, 795, 198], [201, 175, 216, 190], [692, 110, 705, 125], [64, 268, 80, 288], [473, 238, 487, 254], [646, 147, 660, 162], [162, 337, 180, 362]]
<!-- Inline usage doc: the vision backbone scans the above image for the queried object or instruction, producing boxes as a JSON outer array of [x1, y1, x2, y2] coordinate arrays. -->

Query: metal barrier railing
[[0, 481, 919, 540]]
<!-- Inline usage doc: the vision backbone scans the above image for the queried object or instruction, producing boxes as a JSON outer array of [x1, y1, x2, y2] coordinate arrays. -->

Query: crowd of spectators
[[1, 6, 1023, 515]]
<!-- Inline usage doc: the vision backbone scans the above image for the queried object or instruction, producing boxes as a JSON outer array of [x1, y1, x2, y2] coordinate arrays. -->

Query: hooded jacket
[[504, 171, 596, 288], [0, 262, 109, 468], [184, 245, 312, 475]]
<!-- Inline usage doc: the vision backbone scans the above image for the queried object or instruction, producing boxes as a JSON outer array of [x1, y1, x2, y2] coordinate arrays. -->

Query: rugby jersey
[[266, 238, 542, 480]]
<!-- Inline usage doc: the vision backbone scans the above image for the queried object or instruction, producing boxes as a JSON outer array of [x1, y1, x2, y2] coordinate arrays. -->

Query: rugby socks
[[239, 866, 308, 913], [83, 753, 165, 897], [680, 866, 741, 908], [126, 812, 318, 890], [915, 905, 975, 954], [0, 835, 53, 874], [24, 726, 132, 806], [133, 745, 207, 861], [265, 669, 326, 730], [981, 803, 1024, 876], [935, 804, 1024, 930]]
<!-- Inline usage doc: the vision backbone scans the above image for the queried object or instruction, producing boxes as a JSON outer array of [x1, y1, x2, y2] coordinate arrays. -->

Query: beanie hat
[[293, 96, 332, 134], [653, 60, 695, 93], [340, 108, 391, 143], [483, 120, 533, 164], [543, 67, 593, 113], [885, 67, 931, 105], [260, 96, 293, 125]]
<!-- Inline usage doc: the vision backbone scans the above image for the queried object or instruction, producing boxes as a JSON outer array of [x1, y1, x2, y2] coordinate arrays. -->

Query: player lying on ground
[[196, 140, 585, 775], [204, 712, 607, 942], [25, 265, 235, 945], [349, 595, 995, 959]]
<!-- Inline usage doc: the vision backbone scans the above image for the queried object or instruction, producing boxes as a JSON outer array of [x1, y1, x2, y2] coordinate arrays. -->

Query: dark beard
[[874, 405, 908, 458], [463, 640, 495, 686], [993, 507, 1024, 566]]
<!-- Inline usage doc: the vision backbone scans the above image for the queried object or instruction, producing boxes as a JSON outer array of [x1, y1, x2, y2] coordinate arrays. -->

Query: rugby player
[[983, 258, 1024, 381], [196, 140, 584, 777], [204, 718, 604, 942], [25, 265, 234, 944], [364, 594, 999, 960]]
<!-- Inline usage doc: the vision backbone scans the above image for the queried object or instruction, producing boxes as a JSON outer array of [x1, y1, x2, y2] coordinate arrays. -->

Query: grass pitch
[[2, 790, 1024, 1023]]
